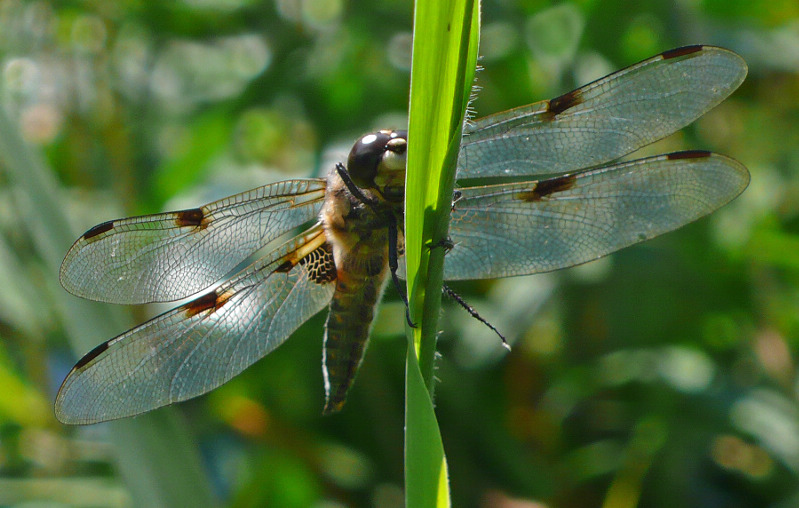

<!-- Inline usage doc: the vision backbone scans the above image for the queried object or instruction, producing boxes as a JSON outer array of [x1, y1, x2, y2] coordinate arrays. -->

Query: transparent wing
[[457, 45, 747, 179], [55, 226, 336, 424], [444, 151, 749, 280], [60, 179, 327, 304]]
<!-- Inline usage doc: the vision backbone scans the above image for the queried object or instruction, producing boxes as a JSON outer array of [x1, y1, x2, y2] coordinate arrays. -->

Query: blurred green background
[[0, 0, 798, 506]]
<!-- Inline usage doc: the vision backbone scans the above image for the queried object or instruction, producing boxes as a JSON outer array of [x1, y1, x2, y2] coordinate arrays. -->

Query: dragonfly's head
[[347, 129, 407, 202]]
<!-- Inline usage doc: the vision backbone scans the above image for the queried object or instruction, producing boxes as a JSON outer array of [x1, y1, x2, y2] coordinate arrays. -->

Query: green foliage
[[0, 98, 215, 507], [0, 1, 797, 507]]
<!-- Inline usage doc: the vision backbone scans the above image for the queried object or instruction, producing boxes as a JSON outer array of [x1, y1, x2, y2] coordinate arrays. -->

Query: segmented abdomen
[[322, 250, 389, 414]]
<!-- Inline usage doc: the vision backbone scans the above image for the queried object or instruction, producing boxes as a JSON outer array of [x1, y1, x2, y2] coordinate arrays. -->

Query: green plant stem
[[403, 0, 479, 505]]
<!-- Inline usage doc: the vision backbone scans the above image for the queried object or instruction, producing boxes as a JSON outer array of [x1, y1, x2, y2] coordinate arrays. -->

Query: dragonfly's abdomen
[[322, 257, 389, 413]]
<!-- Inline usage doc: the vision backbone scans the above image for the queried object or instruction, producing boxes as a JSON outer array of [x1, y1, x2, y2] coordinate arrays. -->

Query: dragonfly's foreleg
[[335, 163, 379, 209]]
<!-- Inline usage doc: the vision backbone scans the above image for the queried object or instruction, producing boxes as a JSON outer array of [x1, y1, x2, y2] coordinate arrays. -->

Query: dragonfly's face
[[347, 129, 407, 202]]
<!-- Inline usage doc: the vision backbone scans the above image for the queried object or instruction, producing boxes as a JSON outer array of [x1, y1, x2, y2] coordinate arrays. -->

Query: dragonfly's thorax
[[321, 164, 404, 277], [322, 129, 407, 275]]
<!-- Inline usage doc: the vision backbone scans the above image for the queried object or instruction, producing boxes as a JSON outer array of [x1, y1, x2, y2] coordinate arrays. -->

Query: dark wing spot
[[661, 45, 703, 60], [274, 260, 295, 273], [666, 150, 711, 160], [73, 340, 110, 369], [175, 208, 206, 228], [83, 221, 114, 241], [184, 291, 231, 317], [516, 174, 577, 202], [300, 243, 337, 284], [547, 89, 583, 116]]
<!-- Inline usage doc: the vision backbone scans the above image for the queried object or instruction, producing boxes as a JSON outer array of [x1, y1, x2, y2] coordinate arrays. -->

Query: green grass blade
[[404, 0, 480, 506], [405, 342, 451, 507], [406, 0, 480, 389]]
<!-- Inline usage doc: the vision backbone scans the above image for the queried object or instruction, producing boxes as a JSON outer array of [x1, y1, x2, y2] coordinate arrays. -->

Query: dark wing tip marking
[[667, 150, 712, 160], [661, 45, 704, 59], [183, 290, 232, 318], [516, 174, 578, 202], [73, 340, 110, 370], [83, 221, 114, 241], [546, 89, 584, 116], [175, 208, 207, 228]]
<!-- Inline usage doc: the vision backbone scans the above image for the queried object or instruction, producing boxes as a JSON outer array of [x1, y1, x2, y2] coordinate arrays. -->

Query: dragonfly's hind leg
[[442, 284, 509, 350], [426, 235, 508, 348]]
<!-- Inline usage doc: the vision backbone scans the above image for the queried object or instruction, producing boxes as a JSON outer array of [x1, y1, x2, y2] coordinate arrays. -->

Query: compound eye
[[388, 129, 407, 146], [386, 131, 407, 155], [347, 131, 393, 187]]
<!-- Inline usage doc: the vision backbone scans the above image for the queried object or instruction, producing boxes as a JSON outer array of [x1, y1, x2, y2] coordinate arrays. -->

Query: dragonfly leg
[[451, 189, 463, 210], [426, 237, 454, 253], [335, 163, 379, 210], [442, 284, 509, 350], [387, 216, 415, 328]]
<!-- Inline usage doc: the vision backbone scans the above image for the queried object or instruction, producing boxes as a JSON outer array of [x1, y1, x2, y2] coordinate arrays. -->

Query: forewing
[[457, 45, 747, 178], [444, 152, 749, 280], [60, 179, 327, 304], [55, 226, 337, 424]]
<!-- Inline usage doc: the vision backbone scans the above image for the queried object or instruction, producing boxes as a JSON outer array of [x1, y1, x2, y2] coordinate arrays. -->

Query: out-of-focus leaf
[[746, 229, 799, 270], [0, 343, 50, 425], [0, 106, 217, 508]]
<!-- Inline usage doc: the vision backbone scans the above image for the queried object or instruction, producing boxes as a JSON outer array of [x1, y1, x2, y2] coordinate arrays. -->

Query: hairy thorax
[[321, 168, 404, 281]]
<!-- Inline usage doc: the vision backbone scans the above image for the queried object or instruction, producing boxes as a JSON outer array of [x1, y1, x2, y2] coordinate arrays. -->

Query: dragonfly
[[56, 45, 749, 424]]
